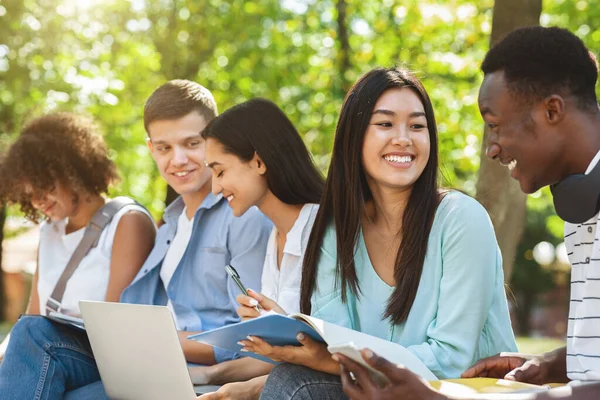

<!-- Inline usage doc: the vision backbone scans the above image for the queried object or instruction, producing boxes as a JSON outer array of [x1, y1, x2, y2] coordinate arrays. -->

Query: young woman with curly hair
[[0, 112, 156, 368]]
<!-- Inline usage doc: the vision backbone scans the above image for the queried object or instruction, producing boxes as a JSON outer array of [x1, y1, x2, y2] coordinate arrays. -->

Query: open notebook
[[47, 311, 85, 330], [430, 378, 551, 398], [188, 312, 437, 381]]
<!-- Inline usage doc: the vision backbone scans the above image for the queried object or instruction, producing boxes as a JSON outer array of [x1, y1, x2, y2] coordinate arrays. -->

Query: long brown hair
[[300, 67, 440, 325], [201, 98, 324, 205]]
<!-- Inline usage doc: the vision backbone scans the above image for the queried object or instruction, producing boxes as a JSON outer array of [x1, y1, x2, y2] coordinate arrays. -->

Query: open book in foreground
[[189, 313, 553, 396], [187, 312, 437, 381], [430, 378, 551, 398]]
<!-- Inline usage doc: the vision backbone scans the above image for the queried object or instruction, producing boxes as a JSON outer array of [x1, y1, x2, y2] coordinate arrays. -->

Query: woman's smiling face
[[361, 87, 431, 193], [205, 138, 269, 217]]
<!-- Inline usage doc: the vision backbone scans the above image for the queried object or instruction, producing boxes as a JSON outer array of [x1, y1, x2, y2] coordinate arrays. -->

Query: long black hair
[[201, 98, 324, 205], [300, 67, 440, 325]]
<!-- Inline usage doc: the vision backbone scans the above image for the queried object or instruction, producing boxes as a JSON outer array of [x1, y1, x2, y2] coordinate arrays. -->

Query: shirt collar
[[163, 193, 224, 225], [585, 149, 600, 174]]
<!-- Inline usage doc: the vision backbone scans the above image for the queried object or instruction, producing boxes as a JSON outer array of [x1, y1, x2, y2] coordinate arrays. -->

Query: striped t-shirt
[[564, 150, 600, 381]]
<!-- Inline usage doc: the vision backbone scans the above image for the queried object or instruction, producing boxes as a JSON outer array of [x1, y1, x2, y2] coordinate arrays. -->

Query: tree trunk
[[336, 0, 351, 93], [475, 0, 542, 280], [0, 206, 6, 321]]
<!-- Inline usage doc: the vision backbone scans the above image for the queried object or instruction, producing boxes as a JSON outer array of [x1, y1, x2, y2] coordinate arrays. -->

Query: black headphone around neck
[[550, 161, 600, 224]]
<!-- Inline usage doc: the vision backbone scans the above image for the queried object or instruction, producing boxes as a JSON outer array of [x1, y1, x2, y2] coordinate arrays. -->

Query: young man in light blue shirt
[[0, 80, 272, 399], [120, 80, 271, 366]]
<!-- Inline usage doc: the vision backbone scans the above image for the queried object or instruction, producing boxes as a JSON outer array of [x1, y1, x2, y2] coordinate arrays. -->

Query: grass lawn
[[0, 321, 565, 355], [516, 336, 565, 355]]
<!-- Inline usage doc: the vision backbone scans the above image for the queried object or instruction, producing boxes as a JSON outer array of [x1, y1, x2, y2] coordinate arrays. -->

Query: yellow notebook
[[429, 378, 550, 396]]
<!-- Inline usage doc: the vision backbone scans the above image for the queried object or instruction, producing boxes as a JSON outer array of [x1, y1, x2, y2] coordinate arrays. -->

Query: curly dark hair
[[0, 112, 119, 221], [482, 26, 599, 110]]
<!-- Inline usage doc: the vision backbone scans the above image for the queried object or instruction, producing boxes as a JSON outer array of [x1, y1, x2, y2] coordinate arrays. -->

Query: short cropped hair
[[143, 79, 218, 133], [0, 112, 119, 221], [482, 26, 599, 110]]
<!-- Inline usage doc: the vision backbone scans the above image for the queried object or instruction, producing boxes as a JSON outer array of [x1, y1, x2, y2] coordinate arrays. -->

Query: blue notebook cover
[[187, 314, 326, 364]]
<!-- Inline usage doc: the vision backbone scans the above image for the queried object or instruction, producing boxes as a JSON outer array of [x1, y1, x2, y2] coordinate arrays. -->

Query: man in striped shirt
[[466, 26, 600, 387], [333, 26, 600, 399]]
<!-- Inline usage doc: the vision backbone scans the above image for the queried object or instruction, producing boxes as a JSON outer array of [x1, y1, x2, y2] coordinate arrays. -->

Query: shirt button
[[588, 227, 593, 233], [586, 257, 590, 264], [144, 269, 148, 274], [167, 240, 171, 244]]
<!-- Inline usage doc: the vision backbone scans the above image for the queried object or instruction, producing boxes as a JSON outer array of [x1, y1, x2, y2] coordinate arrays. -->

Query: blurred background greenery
[[0, 0, 599, 344]]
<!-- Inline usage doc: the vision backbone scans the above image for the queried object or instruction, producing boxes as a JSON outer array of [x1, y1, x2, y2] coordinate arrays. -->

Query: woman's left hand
[[238, 333, 340, 375]]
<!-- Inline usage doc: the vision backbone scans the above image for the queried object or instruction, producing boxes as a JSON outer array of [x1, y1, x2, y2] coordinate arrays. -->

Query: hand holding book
[[238, 332, 340, 375], [335, 348, 551, 400], [461, 349, 568, 386]]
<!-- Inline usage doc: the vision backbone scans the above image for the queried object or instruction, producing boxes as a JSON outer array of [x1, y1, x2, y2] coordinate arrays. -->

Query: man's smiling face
[[479, 71, 567, 194], [147, 111, 212, 197]]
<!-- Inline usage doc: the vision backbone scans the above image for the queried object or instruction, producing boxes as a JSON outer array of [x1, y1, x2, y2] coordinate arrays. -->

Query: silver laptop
[[79, 301, 221, 400]]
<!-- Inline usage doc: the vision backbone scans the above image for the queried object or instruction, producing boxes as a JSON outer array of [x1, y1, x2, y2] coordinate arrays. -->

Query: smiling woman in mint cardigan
[[237, 67, 517, 400], [309, 190, 515, 379]]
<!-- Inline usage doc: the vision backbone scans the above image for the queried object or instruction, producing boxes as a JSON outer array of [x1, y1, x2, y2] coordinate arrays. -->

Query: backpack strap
[[45, 197, 138, 314]]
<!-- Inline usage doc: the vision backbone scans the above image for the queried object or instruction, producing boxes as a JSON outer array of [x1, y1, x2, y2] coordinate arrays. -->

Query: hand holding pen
[[226, 264, 287, 320], [225, 264, 261, 312], [235, 289, 287, 321]]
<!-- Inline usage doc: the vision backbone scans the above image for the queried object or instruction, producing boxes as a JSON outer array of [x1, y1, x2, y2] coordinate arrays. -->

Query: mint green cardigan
[[311, 191, 517, 379]]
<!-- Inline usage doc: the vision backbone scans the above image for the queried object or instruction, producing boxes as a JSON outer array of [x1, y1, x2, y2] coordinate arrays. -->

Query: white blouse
[[260, 203, 319, 314], [37, 202, 154, 316]]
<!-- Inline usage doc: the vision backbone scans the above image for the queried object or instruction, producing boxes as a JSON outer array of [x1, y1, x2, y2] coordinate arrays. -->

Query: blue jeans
[[260, 363, 347, 400], [0, 316, 108, 400]]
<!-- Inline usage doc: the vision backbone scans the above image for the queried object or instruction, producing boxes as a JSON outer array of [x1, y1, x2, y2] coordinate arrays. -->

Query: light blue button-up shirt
[[121, 193, 272, 362], [311, 191, 517, 379]]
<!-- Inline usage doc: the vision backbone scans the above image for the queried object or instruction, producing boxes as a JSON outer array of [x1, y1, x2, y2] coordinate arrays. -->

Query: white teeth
[[174, 171, 189, 177], [384, 155, 412, 163], [507, 160, 517, 171], [227, 195, 234, 202]]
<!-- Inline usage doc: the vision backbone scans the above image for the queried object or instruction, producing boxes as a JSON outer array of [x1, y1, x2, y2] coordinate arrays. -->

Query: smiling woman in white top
[[0, 113, 156, 362], [187, 98, 324, 398], [36, 201, 154, 315]]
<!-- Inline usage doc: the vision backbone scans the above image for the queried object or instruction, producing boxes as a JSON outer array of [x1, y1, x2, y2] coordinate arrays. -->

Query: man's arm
[[178, 331, 216, 365], [538, 346, 568, 383], [189, 357, 273, 385], [462, 346, 569, 384], [337, 349, 589, 400]]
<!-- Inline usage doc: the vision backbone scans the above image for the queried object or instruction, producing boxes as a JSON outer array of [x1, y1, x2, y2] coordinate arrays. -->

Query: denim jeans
[[260, 363, 347, 400], [64, 380, 107, 399], [0, 316, 108, 400]]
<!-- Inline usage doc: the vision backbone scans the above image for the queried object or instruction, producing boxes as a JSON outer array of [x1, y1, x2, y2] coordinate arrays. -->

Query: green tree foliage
[[0, 0, 598, 326]]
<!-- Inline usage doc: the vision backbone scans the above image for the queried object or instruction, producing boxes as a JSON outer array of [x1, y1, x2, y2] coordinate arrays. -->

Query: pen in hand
[[225, 264, 261, 313]]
